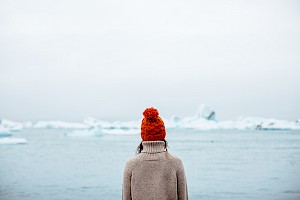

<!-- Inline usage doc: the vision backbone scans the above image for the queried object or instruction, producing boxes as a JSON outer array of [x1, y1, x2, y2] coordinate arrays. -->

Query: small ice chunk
[[0, 137, 28, 145]]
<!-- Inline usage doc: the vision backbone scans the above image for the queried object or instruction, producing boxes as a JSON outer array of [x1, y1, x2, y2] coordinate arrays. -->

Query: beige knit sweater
[[122, 141, 188, 200]]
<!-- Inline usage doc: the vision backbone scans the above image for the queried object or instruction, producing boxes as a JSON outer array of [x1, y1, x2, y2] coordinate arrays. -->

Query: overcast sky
[[0, 0, 299, 122]]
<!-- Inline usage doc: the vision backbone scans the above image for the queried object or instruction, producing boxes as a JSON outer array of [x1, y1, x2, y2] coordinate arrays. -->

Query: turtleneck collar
[[141, 141, 167, 154]]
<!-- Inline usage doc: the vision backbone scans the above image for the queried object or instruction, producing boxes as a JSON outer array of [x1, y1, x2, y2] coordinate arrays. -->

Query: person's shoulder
[[124, 156, 139, 170], [167, 153, 184, 166]]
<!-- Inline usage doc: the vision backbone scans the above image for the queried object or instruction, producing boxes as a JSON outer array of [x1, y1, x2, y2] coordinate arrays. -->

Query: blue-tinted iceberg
[[0, 127, 12, 137], [196, 104, 216, 121]]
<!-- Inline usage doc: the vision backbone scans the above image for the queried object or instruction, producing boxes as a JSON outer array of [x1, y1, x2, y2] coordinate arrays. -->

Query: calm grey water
[[0, 129, 300, 200]]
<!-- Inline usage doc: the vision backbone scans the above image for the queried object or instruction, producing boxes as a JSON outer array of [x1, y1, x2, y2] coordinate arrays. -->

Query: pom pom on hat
[[141, 107, 166, 141], [143, 107, 159, 121]]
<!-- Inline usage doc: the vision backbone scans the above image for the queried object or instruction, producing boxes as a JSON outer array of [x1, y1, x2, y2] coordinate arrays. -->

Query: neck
[[141, 141, 166, 153]]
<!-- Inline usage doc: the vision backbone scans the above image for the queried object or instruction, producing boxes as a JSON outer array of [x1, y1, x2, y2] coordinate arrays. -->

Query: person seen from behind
[[122, 107, 188, 200]]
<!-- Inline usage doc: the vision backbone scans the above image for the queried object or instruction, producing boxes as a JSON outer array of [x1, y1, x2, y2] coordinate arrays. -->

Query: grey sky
[[0, 0, 299, 122]]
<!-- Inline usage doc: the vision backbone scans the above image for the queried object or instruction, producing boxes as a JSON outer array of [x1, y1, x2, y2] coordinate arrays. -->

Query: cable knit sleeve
[[122, 160, 132, 200], [177, 159, 188, 200]]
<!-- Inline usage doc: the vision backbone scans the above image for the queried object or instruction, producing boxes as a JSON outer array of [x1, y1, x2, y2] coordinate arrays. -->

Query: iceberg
[[83, 117, 112, 128], [0, 137, 28, 145], [34, 121, 90, 129], [2, 104, 299, 132], [0, 119, 32, 131], [217, 117, 300, 130], [84, 117, 140, 129], [196, 104, 216, 121], [178, 116, 219, 130], [162, 105, 300, 131], [102, 128, 139, 135], [82, 106, 300, 131], [250, 117, 300, 130], [67, 126, 139, 137], [162, 105, 218, 130], [67, 117, 140, 136], [163, 116, 182, 129], [66, 127, 103, 137]]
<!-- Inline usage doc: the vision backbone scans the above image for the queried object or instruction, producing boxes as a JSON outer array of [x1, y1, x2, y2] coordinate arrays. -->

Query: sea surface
[[1, 129, 300, 200]]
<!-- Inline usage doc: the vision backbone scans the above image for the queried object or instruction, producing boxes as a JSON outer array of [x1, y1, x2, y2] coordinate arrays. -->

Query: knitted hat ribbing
[[141, 107, 166, 141]]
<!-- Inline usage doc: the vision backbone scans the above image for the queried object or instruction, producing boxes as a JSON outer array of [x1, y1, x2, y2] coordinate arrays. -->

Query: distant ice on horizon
[[1, 105, 300, 134]]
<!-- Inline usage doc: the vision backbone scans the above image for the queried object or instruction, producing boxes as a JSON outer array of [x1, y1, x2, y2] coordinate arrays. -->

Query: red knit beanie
[[141, 107, 166, 141]]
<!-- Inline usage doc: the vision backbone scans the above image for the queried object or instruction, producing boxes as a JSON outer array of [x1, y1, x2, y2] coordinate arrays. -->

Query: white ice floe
[[181, 117, 219, 130], [66, 127, 103, 137], [83, 117, 111, 128], [102, 128, 140, 135], [241, 117, 300, 130], [67, 127, 139, 137], [34, 121, 90, 129], [84, 117, 140, 129], [0, 119, 32, 131], [0, 137, 28, 144], [163, 116, 182, 129]]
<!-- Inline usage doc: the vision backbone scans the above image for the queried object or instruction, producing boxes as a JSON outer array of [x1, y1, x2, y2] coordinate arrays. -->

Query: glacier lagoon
[[0, 128, 300, 200]]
